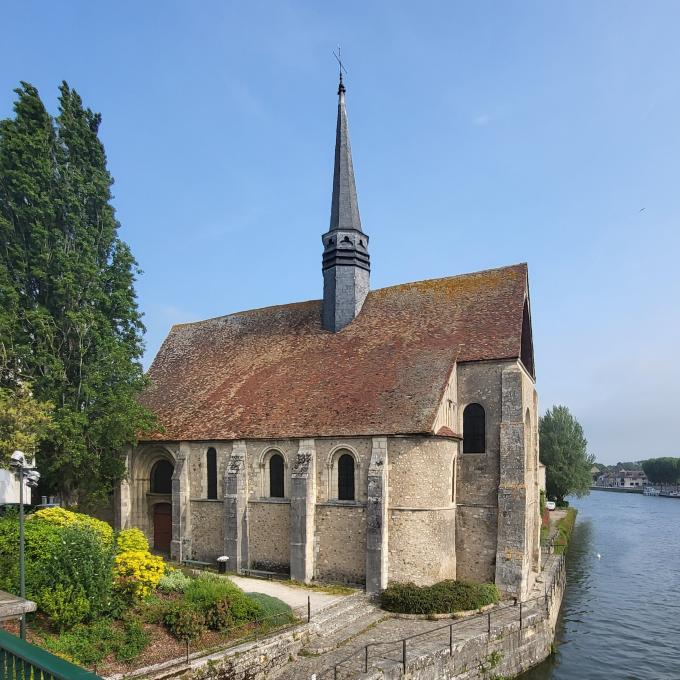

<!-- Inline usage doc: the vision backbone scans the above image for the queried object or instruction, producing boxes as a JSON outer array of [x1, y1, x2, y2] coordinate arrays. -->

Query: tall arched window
[[206, 447, 217, 499], [151, 459, 173, 494], [269, 453, 284, 498], [338, 453, 355, 501], [463, 403, 486, 453]]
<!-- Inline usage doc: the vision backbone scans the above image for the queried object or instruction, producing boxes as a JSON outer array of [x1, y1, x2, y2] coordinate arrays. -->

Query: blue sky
[[3, 1, 679, 464]]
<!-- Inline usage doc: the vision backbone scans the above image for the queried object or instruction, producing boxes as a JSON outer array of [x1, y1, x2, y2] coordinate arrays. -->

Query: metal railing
[[322, 555, 565, 679], [0, 628, 103, 680]]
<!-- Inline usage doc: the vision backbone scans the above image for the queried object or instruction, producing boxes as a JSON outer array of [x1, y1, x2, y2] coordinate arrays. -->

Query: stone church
[[115, 76, 541, 599]]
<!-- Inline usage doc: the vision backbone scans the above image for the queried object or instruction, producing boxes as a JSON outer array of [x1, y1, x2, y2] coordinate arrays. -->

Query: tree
[[539, 405, 593, 503], [0, 383, 53, 465], [642, 458, 680, 487], [0, 82, 154, 503]]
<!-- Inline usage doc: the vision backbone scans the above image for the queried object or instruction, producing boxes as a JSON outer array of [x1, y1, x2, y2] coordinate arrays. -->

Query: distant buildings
[[595, 469, 647, 488]]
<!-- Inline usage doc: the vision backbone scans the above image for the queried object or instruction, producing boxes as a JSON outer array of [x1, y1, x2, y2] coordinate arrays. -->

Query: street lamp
[[9, 450, 40, 640]]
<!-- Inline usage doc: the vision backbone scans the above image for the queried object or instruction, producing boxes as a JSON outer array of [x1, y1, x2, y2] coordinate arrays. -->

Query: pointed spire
[[329, 75, 362, 232], [322, 67, 370, 333]]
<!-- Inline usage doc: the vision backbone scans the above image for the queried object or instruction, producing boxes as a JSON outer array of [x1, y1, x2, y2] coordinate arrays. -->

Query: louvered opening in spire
[[329, 81, 362, 232]]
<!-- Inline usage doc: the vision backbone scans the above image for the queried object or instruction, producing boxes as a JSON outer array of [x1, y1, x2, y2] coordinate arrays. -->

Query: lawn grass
[[284, 580, 356, 595], [553, 507, 577, 554]]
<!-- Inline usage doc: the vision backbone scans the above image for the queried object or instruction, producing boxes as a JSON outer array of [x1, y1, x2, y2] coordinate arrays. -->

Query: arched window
[[269, 453, 284, 498], [463, 403, 486, 453], [206, 447, 217, 499], [338, 454, 355, 501], [151, 459, 173, 494]]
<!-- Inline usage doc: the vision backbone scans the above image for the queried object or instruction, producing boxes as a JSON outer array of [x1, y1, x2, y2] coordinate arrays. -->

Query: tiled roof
[[140, 263, 529, 441]]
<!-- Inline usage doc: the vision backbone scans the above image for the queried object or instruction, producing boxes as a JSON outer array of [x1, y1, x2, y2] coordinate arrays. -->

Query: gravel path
[[228, 575, 347, 614]]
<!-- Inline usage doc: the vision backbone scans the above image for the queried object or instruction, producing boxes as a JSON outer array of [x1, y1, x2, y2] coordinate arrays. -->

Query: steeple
[[322, 71, 371, 332], [329, 73, 362, 232]]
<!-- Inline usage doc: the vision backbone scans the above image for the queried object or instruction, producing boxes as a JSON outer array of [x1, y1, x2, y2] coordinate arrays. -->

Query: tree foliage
[[642, 457, 680, 486], [539, 405, 593, 503], [0, 82, 154, 502], [0, 382, 53, 466]]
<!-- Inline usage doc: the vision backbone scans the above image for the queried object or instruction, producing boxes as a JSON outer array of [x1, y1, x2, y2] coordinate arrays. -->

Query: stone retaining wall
[[362, 555, 565, 680]]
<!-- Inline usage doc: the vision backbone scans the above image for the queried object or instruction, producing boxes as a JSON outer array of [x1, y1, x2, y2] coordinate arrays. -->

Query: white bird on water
[[596, 553, 601, 559]]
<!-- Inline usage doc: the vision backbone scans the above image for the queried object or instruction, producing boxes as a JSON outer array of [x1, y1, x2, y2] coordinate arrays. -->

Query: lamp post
[[9, 450, 40, 640]]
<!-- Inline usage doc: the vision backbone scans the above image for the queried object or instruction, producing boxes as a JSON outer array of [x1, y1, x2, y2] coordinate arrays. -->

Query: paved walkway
[[228, 575, 347, 614]]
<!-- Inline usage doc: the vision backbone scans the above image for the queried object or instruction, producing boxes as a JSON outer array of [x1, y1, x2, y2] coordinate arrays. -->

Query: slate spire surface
[[322, 73, 371, 332], [329, 74, 362, 232]]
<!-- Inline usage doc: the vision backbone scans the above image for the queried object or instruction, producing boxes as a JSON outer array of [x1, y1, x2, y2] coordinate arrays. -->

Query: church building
[[115, 75, 542, 600]]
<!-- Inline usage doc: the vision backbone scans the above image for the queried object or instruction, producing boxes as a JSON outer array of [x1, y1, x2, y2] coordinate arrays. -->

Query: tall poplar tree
[[0, 82, 154, 503], [539, 405, 593, 503]]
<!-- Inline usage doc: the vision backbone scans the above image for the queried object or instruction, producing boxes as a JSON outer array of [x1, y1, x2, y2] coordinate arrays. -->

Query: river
[[522, 490, 680, 680]]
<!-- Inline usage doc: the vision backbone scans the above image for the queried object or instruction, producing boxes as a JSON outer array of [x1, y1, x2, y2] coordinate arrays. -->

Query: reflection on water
[[522, 492, 680, 680]]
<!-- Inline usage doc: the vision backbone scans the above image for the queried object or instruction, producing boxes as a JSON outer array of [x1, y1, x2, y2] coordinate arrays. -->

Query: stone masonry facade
[[115, 358, 541, 599]]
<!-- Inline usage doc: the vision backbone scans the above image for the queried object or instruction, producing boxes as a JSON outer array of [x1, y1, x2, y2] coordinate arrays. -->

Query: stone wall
[[315, 503, 367, 583], [363, 556, 566, 680], [248, 500, 291, 572], [315, 437, 372, 503], [189, 500, 224, 561], [187, 441, 231, 499], [387, 436, 457, 585], [455, 360, 507, 583]]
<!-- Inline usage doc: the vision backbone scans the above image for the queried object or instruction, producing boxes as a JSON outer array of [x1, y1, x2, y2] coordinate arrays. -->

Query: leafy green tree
[[0, 382, 53, 466], [0, 82, 154, 503], [642, 458, 680, 486], [539, 405, 594, 503]]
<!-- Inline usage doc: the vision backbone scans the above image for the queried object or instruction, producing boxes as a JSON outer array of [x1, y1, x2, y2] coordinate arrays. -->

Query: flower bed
[[0, 510, 294, 675]]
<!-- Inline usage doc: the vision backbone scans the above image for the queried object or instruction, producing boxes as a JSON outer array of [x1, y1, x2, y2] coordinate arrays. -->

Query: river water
[[522, 490, 680, 680]]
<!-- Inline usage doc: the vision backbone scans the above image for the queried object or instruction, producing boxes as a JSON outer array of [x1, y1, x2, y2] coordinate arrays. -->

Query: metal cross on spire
[[333, 45, 347, 92]]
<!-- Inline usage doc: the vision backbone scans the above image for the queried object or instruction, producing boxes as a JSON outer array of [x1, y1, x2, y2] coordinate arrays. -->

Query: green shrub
[[30, 507, 113, 547], [205, 599, 234, 632], [116, 619, 150, 662], [184, 575, 259, 625], [0, 514, 62, 595], [57, 524, 115, 615], [158, 568, 192, 593], [44, 617, 151, 666], [246, 592, 295, 627], [116, 528, 149, 553], [0, 512, 114, 626], [39, 584, 91, 630], [138, 594, 171, 624], [163, 603, 205, 642], [380, 580, 500, 615]]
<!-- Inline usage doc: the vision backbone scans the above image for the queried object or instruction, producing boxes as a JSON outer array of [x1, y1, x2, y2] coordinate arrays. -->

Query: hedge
[[380, 580, 500, 615]]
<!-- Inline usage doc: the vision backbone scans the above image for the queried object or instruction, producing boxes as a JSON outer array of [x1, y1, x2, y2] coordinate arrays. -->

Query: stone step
[[312, 594, 373, 633], [307, 609, 386, 654]]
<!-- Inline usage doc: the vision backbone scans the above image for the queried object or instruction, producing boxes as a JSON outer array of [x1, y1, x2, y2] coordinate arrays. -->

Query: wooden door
[[153, 503, 172, 553]]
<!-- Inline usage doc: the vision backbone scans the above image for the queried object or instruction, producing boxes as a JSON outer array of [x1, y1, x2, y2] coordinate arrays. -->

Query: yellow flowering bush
[[30, 507, 113, 546], [114, 550, 165, 600], [116, 528, 149, 553]]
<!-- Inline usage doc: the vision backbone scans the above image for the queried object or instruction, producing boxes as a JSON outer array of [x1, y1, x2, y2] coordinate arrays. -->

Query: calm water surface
[[522, 491, 680, 680]]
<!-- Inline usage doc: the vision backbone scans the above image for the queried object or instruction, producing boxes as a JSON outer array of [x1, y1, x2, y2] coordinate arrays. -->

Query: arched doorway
[[153, 503, 172, 553]]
